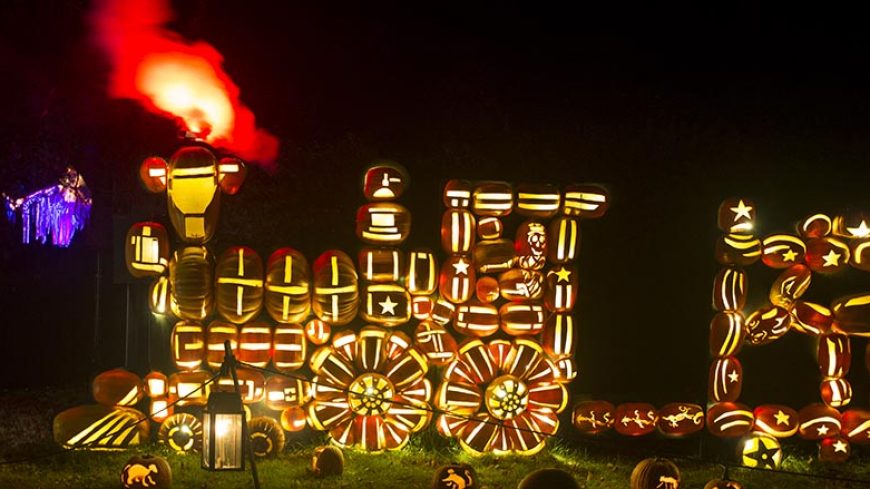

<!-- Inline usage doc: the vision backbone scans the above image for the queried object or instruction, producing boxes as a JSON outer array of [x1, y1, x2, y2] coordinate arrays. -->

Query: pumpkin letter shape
[[92, 368, 144, 407], [215, 246, 264, 324], [169, 246, 214, 321], [472, 181, 513, 217], [125, 222, 170, 278], [121, 454, 172, 489], [516, 183, 560, 218], [171, 321, 205, 371], [166, 146, 222, 244], [547, 216, 580, 264], [630, 458, 680, 489], [441, 208, 476, 254], [563, 184, 609, 218], [312, 250, 359, 326], [264, 247, 311, 324]]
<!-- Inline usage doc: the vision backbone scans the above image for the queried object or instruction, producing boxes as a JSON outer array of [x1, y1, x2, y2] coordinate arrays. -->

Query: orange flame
[[91, 0, 278, 166]]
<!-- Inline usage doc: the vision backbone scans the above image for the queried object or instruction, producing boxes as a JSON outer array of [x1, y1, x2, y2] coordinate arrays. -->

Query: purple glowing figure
[[4, 166, 92, 247]]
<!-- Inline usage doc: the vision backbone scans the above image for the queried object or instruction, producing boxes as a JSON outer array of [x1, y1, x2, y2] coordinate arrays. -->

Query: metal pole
[[224, 341, 261, 489]]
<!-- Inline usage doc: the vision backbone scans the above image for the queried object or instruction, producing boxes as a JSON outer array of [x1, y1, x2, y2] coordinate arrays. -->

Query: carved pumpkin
[[707, 402, 753, 438], [144, 371, 168, 398], [305, 318, 331, 345], [440, 255, 476, 304], [498, 268, 544, 301], [121, 454, 171, 489], [541, 313, 575, 358], [415, 321, 457, 366], [472, 239, 515, 273], [547, 216, 580, 264], [572, 400, 615, 434], [217, 156, 246, 195], [205, 320, 238, 369], [709, 312, 745, 358], [753, 404, 798, 438], [518, 468, 580, 489], [430, 298, 457, 325], [761, 234, 805, 269], [712, 267, 747, 312], [215, 246, 263, 324], [359, 247, 403, 282], [166, 146, 221, 244], [718, 198, 755, 233], [356, 202, 411, 245], [832, 211, 870, 239], [264, 247, 311, 324], [149, 276, 171, 315], [280, 406, 307, 432], [92, 368, 144, 407], [125, 222, 170, 278], [515, 183, 560, 218], [791, 301, 832, 335], [363, 162, 408, 201], [412, 295, 434, 320], [708, 357, 742, 403], [443, 179, 473, 208], [818, 333, 850, 379], [478, 216, 503, 239], [158, 412, 202, 453], [614, 403, 658, 436], [311, 445, 344, 476], [264, 375, 310, 411], [272, 324, 306, 372], [798, 403, 841, 440], [168, 370, 211, 406], [472, 181, 513, 217], [851, 239, 870, 271], [745, 305, 791, 346], [821, 378, 852, 408], [630, 458, 680, 489], [499, 302, 546, 336], [441, 208, 476, 254], [841, 409, 870, 444], [544, 266, 578, 313], [235, 323, 272, 368], [768, 264, 811, 309], [214, 367, 266, 404], [170, 321, 205, 371], [831, 293, 870, 336], [54, 404, 149, 449], [704, 479, 743, 489], [798, 213, 832, 239], [139, 156, 168, 193], [169, 246, 214, 321], [454, 301, 499, 337], [407, 249, 438, 295], [657, 403, 704, 437], [360, 282, 411, 326], [563, 184, 609, 218], [554, 357, 577, 382], [312, 250, 358, 326], [805, 237, 850, 273], [819, 436, 851, 462], [148, 397, 172, 423], [475, 276, 500, 303], [432, 464, 478, 489], [714, 233, 761, 266], [739, 433, 781, 469], [515, 220, 548, 271], [249, 416, 285, 457]]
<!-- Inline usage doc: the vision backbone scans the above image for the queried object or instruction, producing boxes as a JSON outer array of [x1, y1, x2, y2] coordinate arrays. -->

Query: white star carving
[[452, 258, 470, 275], [833, 440, 848, 453], [730, 200, 753, 221], [379, 296, 398, 315], [817, 425, 830, 436]]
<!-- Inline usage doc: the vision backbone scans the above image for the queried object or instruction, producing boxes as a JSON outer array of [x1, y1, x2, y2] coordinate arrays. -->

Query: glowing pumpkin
[[562, 184, 608, 218], [166, 146, 221, 244], [714, 233, 761, 266], [753, 405, 798, 438], [120, 454, 171, 489], [657, 403, 704, 437], [614, 403, 657, 436], [718, 198, 755, 233], [360, 282, 412, 327], [249, 416, 285, 457], [280, 406, 307, 432], [818, 333, 850, 379], [760, 234, 805, 269], [54, 404, 149, 449], [472, 181, 513, 217], [144, 371, 168, 398], [832, 211, 870, 239], [412, 295, 435, 319], [745, 305, 791, 345], [125, 222, 170, 278], [205, 320, 238, 369], [439, 255, 476, 304], [516, 183, 560, 218], [797, 403, 841, 440], [477, 216, 503, 239], [498, 268, 544, 301], [454, 301, 499, 337], [831, 293, 870, 336], [805, 237, 850, 273], [170, 321, 205, 371], [819, 436, 851, 462], [169, 246, 214, 321], [541, 313, 575, 358], [271, 324, 306, 372], [630, 458, 680, 489], [214, 367, 266, 404], [472, 239, 515, 273], [92, 368, 144, 407], [363, 162, 408, 201], [158, 413, 202, 453], [359, 247, 403, 282], [407, 249, 438, 295], [441, 208, 476, 254], [430, 297, 457, 325], [547, 216, 580, 264], [499, 302, 546, 336], [709, 312, 745, 358], [356, 202, 411, 245], [215, 246, 263, 324], [820, 378, 852, 408], [841, 409, 870, 444], [739, 433, 781, 469], [217, 156, 246, 195], [572, 400, 615, 434], [236, 323, 272, 367], [544, 266, 578, 312], [798, 213, 832, 239], [443, 179, 473, 208], [139, 156, 168, 193], [791, 301, 832, 335], [312, 250, 359, 326], [304, 318, 331, 345], [707, 402, 753, 438], [712, 267, 747, 312], [768, 264, 811, 309], [515, 221, 548, 271], [168, 370, 211, 406], [415, 321, 458, 366], [312, 445, 344, 476], [475, 276, 500, 303], [264, 247, 311, 324], [264, 375, 310, 411], [149, 276, 171, 315]]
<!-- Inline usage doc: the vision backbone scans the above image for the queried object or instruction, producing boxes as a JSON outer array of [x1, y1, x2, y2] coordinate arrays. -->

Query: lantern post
[[202, 341, 261, 489]]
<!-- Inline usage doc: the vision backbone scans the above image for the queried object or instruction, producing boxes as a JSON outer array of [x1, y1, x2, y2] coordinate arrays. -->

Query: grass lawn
[[2, 387, 870, 488]]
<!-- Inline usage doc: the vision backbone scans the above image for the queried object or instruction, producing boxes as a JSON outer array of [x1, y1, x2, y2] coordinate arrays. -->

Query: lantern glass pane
[[203, 414, 211, 466], [214, 413, 243, 469]]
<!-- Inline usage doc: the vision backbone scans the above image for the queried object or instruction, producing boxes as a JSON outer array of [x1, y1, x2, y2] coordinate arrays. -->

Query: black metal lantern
[[202, 391, 246, 471]]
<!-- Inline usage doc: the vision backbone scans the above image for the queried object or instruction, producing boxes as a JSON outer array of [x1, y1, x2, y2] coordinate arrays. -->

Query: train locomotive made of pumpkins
[[55, 144, 610, 456]]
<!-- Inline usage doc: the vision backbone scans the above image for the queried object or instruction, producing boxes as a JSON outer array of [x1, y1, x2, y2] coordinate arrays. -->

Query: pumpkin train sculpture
[[54, 144, 608, 455]]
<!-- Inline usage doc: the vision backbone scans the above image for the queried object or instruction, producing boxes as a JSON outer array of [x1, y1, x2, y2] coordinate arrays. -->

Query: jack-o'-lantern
[[818, 333, 850, 379], [712, 267, 747, 312], [273, 324, 307, 372], [805, 237, 850, 273], [769, 264, 811, 309], [440, 255, 476, 304], [168, 370, 211, 406], [715, 233, 761, 266], [264, 247, 311, 324], [472, 239, 515, 273], [433, 464, 479, 489], [214, 367, 266, 404], [144, 371, 168, 398], [630, 458, 680, 489], [305, 318, 331, 345], [707, 402, 753, 438], [515, 221, 548, 271], [499, 268, 544, 301], [548, 216, 580, 264], [121, 454, 171, 489], [572, 400, 615, 434], [831, 293, 870, 336], [475, 276, 500, 303], [264, 376, 310, 411], [92, 368, 144, 407], [171, 321, 205, 371], [791, 301, 833, 335], [54, 404, 150, 449], [500, 302, 546, 336], [139, 156, 168, 193], [516, 183, 560, 218], [125, 222, 170, 278], [407, 249, 438, 295], [312, 250, 359, 326], [797, 403, 841, 440], [554, 357, 577, 382], [158, 412, 202, 453], [217, 156, 246, 195], [798, 213, 832, 239], [614, 403, 658, 436], [312, 445, 344, 476], [236, 323, 273, 368], [472, 181, 513, 217], [443, 179, 473, 208], [832, 211, 870, 239], [163, 146, 225, 244], [454, 301, 499, 337], [215, 246, 263, 324], [753, 405, 798, 438], [169, 246, 214, 321], [415, 321, 458, 366], [851, 239, 870, 271], [248, 416, 285, 457], [718, 198, 755, 233], [359, 247, 403, 282], [819, 436, 851, 462], [841, 409, 870, 444], [356, 202, 411, 245], [363, 162, 408, 201], [745, 305, 791, 345], [761, 234, 805, 269], [478, 216, 503, 239], [430, 298, 457, 325], [739, 433, 781, 469], [563, 184, 608, 218], [360, 282, 411, 326], [709, 312, 745, 358], [149, 276, 171, 315], [704, 479, 743, 489], [280, 406, 307, 432], [412, 295, 435, 319], [541, 313, 575, 358], [149, 398, 172, 423], [657, 403, 704, 437], [821, 378, 852, 408], [544, 266, 578, 313], [205, 320, 238, 369], [441, 209, 476, 254]]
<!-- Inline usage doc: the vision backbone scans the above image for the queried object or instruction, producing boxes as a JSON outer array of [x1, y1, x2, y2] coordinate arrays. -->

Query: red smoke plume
[[91, 0, 279, 166]]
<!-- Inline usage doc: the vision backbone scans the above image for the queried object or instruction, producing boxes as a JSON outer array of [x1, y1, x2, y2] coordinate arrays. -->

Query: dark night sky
[[1, 2, 870, 407]]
